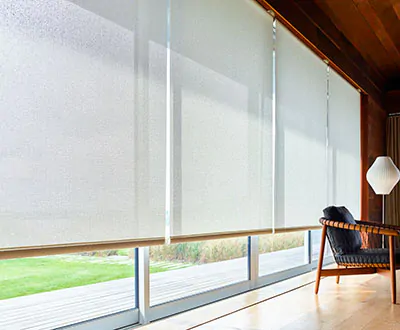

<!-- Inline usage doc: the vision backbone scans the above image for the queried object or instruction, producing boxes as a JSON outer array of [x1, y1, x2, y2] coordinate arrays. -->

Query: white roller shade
[[0, 0, 166, 249], [275, 22, 328, 228], [328, 69, 361, 218], [170, 0, 273, 236]]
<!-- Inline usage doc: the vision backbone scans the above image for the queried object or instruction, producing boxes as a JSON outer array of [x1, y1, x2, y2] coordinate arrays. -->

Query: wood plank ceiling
[[300, 0, 400, 91]]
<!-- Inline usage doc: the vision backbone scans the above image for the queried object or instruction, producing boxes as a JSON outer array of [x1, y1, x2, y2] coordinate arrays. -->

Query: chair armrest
[[319, 218, 400, 236], [356, 220, 400, 232]]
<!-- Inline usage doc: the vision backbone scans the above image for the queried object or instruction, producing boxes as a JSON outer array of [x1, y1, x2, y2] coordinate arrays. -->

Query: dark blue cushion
[[323, 206, 362, 255]]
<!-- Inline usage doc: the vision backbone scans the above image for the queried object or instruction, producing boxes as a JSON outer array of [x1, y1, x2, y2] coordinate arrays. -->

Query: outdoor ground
[[0, 232, 306, 301], [0, 255, 191, 300]]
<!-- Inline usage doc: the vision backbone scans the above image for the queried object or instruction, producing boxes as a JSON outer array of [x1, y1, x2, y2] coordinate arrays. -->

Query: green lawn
[[0, 255, 189, 300]]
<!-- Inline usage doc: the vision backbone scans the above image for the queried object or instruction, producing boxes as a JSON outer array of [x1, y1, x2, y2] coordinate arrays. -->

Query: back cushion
[[323, 206, 362, 255]]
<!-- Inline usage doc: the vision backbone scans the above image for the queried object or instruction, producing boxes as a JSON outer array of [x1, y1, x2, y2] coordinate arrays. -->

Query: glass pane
[[259, 232, 307, 276], [149, 237, 248, 306], [0, 249, 135, 329], [312, 229, 332, 261]]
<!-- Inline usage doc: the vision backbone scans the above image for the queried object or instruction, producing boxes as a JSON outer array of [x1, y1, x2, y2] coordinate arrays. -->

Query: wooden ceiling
[[311, 0, 400, 90], [258, 0, 400, 100]]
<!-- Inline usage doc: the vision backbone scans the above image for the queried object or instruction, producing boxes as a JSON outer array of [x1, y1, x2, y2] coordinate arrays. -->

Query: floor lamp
[[366, 156, 400, 247]]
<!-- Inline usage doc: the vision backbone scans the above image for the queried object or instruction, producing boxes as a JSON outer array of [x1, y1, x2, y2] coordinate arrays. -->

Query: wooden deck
[[0, 247, 306, 330]]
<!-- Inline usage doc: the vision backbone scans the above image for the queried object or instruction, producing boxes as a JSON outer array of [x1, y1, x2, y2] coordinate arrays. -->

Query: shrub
[[149, 232, 304, 264]]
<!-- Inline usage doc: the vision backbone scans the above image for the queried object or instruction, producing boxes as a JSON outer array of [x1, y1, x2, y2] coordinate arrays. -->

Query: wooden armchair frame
[[315, 218, 400, 304]]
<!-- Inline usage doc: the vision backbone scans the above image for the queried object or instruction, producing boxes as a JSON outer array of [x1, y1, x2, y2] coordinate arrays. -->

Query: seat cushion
[[323, 206, 362, 255], [335, 248, 400, 267]]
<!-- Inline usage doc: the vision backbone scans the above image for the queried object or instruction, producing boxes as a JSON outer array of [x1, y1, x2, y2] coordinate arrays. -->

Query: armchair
[[315, 206, 400, 304]]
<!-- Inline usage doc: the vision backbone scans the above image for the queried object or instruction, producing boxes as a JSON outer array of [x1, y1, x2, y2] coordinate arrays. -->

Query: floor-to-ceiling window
[[0, 0, 361, 328]]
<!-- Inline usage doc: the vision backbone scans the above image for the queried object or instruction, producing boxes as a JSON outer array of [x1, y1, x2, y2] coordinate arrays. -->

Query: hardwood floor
[[141, 270, 400, 330]]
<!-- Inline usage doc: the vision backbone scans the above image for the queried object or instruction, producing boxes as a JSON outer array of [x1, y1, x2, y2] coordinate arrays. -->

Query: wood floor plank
[[190, 272, 400, 330]]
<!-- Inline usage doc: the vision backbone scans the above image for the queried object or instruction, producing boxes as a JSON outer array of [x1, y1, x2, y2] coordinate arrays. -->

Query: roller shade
[[328, 69, 361, 218], [275, 21, 328, 229], [1, 0, 363, 255], [170, 0, 274, 236], [0, 0, 166, 250]]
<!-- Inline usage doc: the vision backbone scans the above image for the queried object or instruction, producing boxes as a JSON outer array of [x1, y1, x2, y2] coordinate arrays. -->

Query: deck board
[[0, 247, 309, 330]]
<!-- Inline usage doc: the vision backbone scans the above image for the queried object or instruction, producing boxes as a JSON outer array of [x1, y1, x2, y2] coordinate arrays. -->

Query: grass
[[0, 255, 187, 300]]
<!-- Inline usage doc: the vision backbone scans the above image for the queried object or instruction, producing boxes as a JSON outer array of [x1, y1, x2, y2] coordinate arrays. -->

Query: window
[[312, 230, 332, 261], [0, 0, 166, 252], [169, 0, 273, 238], [149, 237, 248, 306], [0, 0, 361, 328], [275, 21, 328, 230], [0, 250, 136, 329], [259, 232, 308, 277]]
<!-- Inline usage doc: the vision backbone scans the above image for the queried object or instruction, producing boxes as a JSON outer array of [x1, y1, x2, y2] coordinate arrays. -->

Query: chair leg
[[389, 235, 396, 304], [336, 264, 341, 284], [315, 225, 327, 294]]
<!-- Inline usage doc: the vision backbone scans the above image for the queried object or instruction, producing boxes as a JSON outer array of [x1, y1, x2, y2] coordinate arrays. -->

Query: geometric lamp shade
[[366, 156, 400, 195]]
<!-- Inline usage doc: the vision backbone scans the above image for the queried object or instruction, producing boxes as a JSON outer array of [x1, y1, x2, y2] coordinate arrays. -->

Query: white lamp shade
[[366, 156, 400, 195]]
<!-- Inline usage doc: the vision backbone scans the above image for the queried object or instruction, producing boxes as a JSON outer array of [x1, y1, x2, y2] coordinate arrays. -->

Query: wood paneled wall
[[366, 97, 387, 221], [361, 96, 386, 247]]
